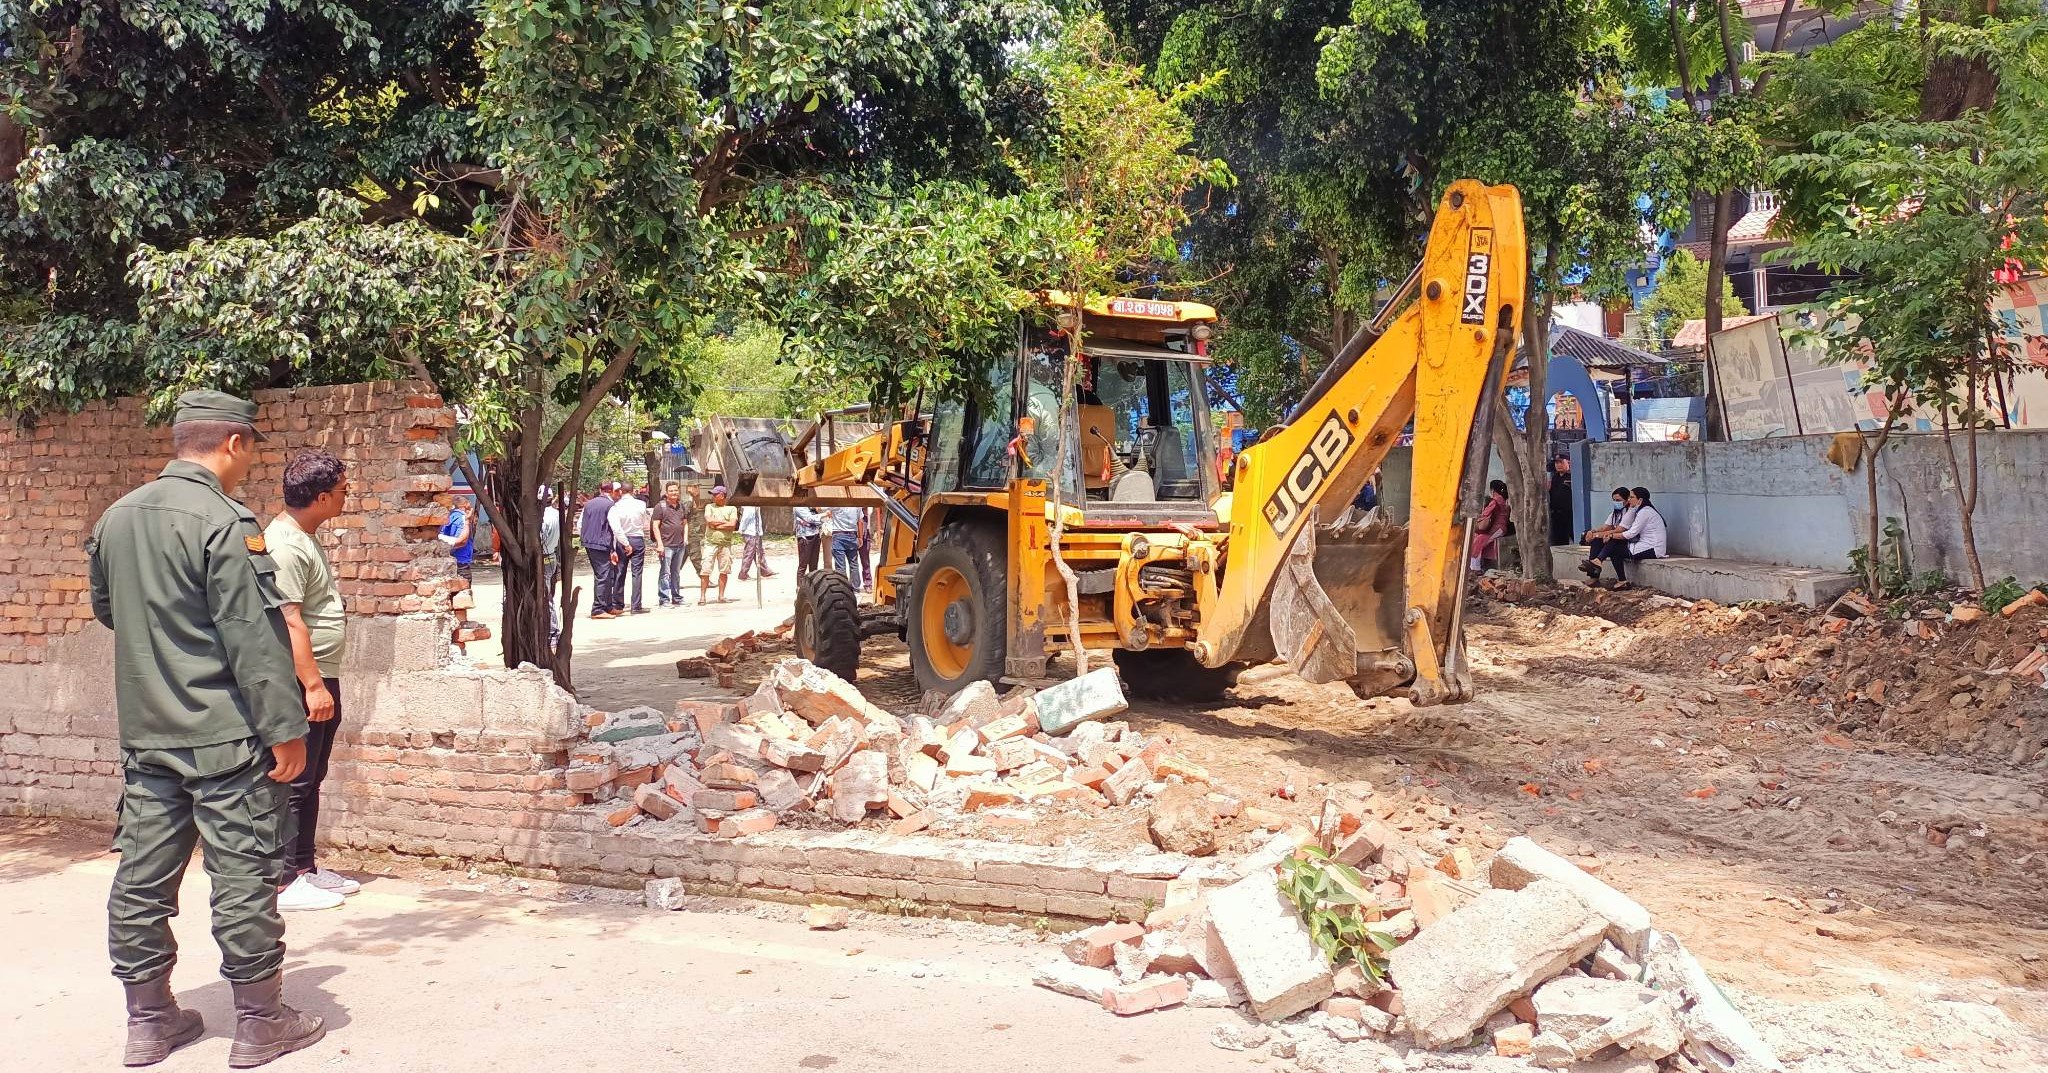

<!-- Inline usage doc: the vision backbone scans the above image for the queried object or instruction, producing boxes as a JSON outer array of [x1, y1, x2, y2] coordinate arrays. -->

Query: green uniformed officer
[[88, 390, 328, 1069]]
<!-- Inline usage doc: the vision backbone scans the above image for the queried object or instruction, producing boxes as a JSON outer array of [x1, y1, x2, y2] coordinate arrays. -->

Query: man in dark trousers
[[265, 450, 358, 913], [88, 390, 326, 1068], [580, 481, 621, 619]]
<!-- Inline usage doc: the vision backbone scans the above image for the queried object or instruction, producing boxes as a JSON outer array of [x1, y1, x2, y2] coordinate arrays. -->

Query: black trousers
[[285, 677, 342, 877], [1606, 544, 1659, 581], [588, 547, 620, 613], [796, 534, 822, 577]]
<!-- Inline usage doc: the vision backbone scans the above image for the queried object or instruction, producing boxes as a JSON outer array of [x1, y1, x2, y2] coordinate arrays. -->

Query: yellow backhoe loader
[[770, 180, 1525, 703]]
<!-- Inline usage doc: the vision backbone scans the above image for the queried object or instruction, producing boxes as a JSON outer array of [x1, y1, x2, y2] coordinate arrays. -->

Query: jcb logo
[[1263, 411, 1354, 535], [1461, 228, 1493, 325]]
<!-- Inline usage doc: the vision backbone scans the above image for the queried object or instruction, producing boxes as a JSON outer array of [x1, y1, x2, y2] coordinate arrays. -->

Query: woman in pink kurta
[[1471, 480, 1510, 571]]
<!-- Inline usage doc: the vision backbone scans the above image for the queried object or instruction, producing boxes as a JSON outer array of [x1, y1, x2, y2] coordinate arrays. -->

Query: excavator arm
[[1196, 180, 1527, 705]]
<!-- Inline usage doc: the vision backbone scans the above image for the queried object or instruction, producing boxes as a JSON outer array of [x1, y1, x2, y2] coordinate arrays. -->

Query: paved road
[[2, 823, 1254, 1072], [464, 544, 807, 714]]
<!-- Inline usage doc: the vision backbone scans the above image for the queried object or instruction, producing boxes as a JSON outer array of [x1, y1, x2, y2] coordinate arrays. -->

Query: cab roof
[[1040, 292, 1218, 324]]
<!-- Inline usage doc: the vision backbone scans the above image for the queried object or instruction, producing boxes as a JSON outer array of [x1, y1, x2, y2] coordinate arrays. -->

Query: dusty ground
[[466, 559, 2048, 1070], [0, 819, 1256, 1073]]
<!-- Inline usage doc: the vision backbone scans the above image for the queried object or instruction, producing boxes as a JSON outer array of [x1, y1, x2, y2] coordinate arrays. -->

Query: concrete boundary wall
[[1577, 431, 2048, 584]]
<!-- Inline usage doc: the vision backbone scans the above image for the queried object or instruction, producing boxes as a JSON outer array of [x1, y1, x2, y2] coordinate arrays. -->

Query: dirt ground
[[474, 558, 2048, 1069]]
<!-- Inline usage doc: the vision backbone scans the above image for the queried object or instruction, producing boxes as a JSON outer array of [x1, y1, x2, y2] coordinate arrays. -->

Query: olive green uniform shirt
[[88, 460, 308, 749], [264, 513, 346, 679]]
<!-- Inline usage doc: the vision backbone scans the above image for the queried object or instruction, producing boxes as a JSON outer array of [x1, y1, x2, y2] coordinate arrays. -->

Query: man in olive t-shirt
[[264, 451, 358, 913]]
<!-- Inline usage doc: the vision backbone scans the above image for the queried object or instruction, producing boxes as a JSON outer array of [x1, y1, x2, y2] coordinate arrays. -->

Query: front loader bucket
[[1267, 511, 1418, 698]]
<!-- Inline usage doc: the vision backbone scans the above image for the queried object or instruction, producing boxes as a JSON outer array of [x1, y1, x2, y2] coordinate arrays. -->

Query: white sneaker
[[306, 867, 361, 895], [277, 874, 345, 912]]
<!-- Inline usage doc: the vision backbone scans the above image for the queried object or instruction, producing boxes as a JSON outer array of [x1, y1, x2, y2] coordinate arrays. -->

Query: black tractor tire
[[1113, 648, 1244, 703], [794, 569, 863, 682], [907, 520, 1009, 696]]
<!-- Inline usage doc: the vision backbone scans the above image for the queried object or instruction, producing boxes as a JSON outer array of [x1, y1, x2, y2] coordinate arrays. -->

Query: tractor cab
[[924, 296, 1222, 519]]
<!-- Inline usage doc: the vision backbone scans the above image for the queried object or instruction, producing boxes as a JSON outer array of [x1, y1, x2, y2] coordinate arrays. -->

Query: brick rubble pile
[[564, 655, 1205, 841], [1713, 586, 2048, 760], [1034, 823, 1785, 1073]]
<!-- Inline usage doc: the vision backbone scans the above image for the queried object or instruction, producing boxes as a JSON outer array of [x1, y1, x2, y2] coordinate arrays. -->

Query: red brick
[[1060, 921, 1145, 968], [692, 789, 759, 811], [701, 762, 758, 789], [698, 808, 777, 837], [889, 810, 933, 835], [605, 802, 642, 827], [634, 783, 685, 821], [1100, 976, 1189, 1015]]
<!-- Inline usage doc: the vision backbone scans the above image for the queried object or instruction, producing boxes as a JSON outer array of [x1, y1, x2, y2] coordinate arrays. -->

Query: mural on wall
[[1990, 277, 2048, 429], [1717, 289, 2048, 438]]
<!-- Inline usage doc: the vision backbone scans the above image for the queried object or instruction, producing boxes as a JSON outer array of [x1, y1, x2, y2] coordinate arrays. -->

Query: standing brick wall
[[0, 380, 567, 823], [0, 380, 462, 665]]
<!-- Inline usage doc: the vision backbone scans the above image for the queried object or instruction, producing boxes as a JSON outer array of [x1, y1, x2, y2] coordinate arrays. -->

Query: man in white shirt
[[610, 483, 652, 613]]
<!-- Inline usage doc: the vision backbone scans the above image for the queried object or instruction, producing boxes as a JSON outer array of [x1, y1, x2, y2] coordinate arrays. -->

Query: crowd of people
[[563, 482, 879, 620]]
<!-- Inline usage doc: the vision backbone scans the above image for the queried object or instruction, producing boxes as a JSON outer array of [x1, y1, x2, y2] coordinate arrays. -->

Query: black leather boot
[[227, 972, 325, 1068], [123, 975, 204, 1066]]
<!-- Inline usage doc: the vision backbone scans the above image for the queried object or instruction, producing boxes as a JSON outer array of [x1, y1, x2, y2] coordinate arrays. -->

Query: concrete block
[[1491, 836, 1653, 959], [1643, 930, 1784, 1073], [1033, 960, 1119, 1000], [1532, 976, 1659, 1041], [1386, 879, 1607, 1049], [1205, 872, 1334, 1022], [939, 680, 1002, 727], [643, 877, 687, 910], [1572, 993, 1684, 1061], [1034, 667, 1128, 735]]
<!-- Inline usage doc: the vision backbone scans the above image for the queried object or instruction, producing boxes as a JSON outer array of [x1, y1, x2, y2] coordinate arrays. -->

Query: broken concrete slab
[[1573, 992, 1684, 1061], [1205, 872, 1335, 1022], [1491, 836, 1654, 960], [1034, 666, 1129, 735], [1186, 976, 1249, 1009], [1591, 939, 1644, 982], [1532, 977, 1660, 1041], [1529, 1030, 1574, 1069], [1386, 878, 1608, 1049], [1033, 961, 1120, 1001], [1643, 930, 1785, 1073]]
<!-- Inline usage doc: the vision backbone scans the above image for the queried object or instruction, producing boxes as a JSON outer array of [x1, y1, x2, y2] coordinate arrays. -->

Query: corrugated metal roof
[[1547, 325, 1669, 369]]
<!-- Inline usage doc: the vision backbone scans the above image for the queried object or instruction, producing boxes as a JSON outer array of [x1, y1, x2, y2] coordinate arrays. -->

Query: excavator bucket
[[1267, 510, 1418, 697]]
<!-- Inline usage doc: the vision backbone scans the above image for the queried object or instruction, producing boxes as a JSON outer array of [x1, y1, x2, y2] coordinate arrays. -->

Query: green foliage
[[681, 325, 862, 419], [1764, 11, 2048, 422], [1276, 847, 1399, 976], [1848, 516, 1911, 598], [1980, 577, 2029, 614], [774, 13, 1228, 408], [1, 0, 488, 418], [1640, 249, 1748, 347], [122, 196, 512, 419]]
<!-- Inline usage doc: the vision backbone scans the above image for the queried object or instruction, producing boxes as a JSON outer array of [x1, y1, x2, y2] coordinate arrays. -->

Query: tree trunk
[[0, 116, 24, 184], [1862, 420, 1896, 594], [1512, 260, 1559, 581], [1938, 395, 1987, 590], [1703, 187, 1738, 440]]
